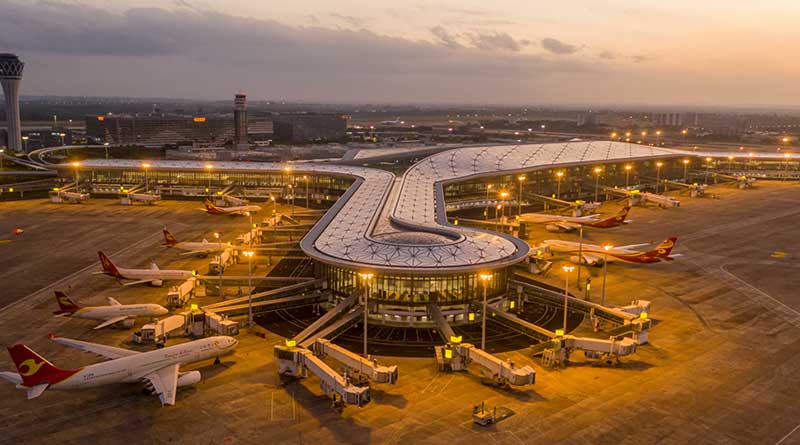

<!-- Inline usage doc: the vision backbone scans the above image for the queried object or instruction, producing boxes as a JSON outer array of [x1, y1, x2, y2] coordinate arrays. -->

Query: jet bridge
[[293, 294, 359, 344], [312, 338, 398, 384], [489, 304, 639, 366], [528, 193, 601, 216], [274, 344, 371, 408], [429, 304, 535, 387], [435, 341, 536, 387]]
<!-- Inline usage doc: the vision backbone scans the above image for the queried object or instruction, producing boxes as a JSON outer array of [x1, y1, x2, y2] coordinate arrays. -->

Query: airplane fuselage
[[72, 304, 168, 321], [48, 337, 237, 390]]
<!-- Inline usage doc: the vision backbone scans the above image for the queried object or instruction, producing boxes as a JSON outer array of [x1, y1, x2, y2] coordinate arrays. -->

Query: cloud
[[430, 26, 462, 49], [0, 0, 604, 104], [541, 37, 579, 55], [329, 13, 363, 28], [597, 50, 618, 60], [467, 31, 526, 52]]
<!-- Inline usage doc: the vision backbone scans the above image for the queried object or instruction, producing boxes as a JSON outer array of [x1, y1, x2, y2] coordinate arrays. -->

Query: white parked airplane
[[163, 228, 229, 256], [522, 206, 631, 232], [536, 237, 679, 265], [95, 251, 196, 287], [202, 198, 261, 216], [0, 335, 238, 406], [53, 291, 168, 329]]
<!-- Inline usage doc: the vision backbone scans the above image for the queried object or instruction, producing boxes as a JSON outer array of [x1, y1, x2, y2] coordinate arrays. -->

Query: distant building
[[86, 114, 235, 147], [0, 53, 24, 152], [234, 93, 248, 148], [272, 113, 347, 143], [576, 112, 600, 127]]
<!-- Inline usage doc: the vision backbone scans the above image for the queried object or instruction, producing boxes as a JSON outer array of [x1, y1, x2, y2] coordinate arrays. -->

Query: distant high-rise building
[[0, 53, 24, 153], [273, 113, 347, 143], [234, 93, 248, 147]]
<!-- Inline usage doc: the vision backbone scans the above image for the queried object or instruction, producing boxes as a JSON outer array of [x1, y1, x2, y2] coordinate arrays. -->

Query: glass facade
[[321, 263, 507, 305]]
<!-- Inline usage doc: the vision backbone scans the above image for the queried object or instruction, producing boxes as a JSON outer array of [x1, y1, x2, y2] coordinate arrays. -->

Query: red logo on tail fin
[[162, 228, 179, 247], [53, 291, 80, 315], [97, 251, 123, 278], [7, 344, 79, 388], [653, 237, 677, 257]]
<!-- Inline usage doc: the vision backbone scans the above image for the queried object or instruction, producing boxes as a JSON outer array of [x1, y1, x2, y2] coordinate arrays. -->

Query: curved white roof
[[69, 142, 683, 274]]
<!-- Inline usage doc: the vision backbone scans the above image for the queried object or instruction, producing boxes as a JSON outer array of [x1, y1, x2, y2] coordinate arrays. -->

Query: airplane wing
[[50, 335, 140, 360], [179, 250, 210, 256], [106, 297, 122, 306], [93, 315, 130, 330], [143, 364, 179, 406], [554, 222, 580, 230], [122, 279, 154, 287], [581, 253, 605, 265]]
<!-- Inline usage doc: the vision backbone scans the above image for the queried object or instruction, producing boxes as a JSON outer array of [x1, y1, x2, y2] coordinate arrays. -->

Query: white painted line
[[776, 423, 800, 445]]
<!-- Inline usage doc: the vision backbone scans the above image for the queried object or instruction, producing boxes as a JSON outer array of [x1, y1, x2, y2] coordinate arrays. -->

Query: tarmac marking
[[776, 423, 800, 445], [0, 229, 167, 315], [719, 264, 800, 318]]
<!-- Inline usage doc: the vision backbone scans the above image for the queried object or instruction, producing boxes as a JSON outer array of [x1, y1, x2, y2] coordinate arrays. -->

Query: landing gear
[[214, 356, 221, 365]]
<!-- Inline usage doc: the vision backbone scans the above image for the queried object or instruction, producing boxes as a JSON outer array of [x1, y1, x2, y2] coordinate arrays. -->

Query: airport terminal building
[[51, 141, 699, 323]]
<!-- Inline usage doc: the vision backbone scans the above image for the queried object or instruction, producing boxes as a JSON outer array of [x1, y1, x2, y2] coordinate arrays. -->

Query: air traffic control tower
[[0, 53, 24, 153]]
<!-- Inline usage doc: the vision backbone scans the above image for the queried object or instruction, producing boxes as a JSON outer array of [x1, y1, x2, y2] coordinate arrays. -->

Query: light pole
[[21, 136, 28, 152], [705, 157, 713, 183], [601, 243, 613, 307], [479, 273, 493, 350], [593, 167, 602, 202], [640, 131, 647, 145], [104, 142, 110, 159], [517, 175, 526, 216], [71, 161, 80, 190], [556, 171, 564, 200], [303, 175, 309, 208], [245, 211, 253, 246], [214, 232, 223, 297], [681, 129, 688, 144], [205, 164, 213, 195], [576, 225, 584, 291], [784, 153, 791, 180], [358, 272, 374, 356], [243, 250, 254, 328], [271, 196, 277, 242], [288, 184, 294, 216], [141, 163, 150, 192], [562, 265, 574, 333], [655, 162, 663, 193], [655, 130, 662, 146], [728, 155, 734, 172], [500, 190, 509, 228], [683, 159, 690, 181], [484, 183, 493, 221], [0, 149, 4, 171], [624, 164, 632, 187]]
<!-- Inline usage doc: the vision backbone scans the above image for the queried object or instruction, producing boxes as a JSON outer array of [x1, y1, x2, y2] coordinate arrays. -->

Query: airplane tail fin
[[589, 206, 632, 228], [162, 228, 179, 247], [202, 198, 218, 211], [6, 344, 75, 390], [53, 291, 80, 315], [651, 237, 678, 258], [97, 251, 123, 278]]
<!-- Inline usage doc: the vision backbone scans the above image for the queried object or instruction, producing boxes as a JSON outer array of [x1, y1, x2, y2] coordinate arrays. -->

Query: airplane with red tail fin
[[0, 335, 237, 406], [536, 237, 680, 266], [94, 251, 196, 287]]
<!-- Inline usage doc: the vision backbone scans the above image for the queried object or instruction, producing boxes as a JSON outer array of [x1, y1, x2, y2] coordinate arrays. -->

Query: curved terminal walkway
[[50, 142, 733, 274]]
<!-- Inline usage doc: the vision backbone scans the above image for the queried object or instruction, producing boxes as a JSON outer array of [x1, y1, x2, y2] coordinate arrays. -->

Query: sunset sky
[[3, 0, 799, 107]]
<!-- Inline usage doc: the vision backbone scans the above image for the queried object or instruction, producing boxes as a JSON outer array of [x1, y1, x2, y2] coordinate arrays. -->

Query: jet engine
[[149, 279, 164, 287], [118, 319, 135, 328], [544, 224, 563, 233], [570, 255, 599, 266], [177, 371, 202, 387]]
